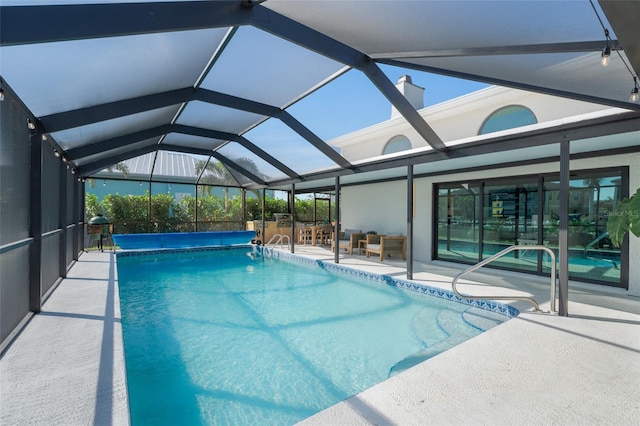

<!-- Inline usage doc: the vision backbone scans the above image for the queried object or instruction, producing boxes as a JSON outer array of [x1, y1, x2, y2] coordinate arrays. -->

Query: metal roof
[[2, 0, 639, 191]]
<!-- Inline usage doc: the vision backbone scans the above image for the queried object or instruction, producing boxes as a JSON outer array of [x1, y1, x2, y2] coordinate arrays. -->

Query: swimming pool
[[116, 247, 515, 425]]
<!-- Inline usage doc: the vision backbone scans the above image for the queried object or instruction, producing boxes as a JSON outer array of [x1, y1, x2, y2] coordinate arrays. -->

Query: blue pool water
[[113, 230, 256, 250], [116, 247, 513, 425], [438, 240, 620, 268]]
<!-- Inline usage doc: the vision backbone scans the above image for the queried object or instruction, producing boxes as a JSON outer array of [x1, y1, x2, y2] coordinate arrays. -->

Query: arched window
[[382, 135, 412, 155], [479, 105, 537, 135]]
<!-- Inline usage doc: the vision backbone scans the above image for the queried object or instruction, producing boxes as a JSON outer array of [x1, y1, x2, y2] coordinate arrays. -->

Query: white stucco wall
[[332, 87, 611, 162], [425, 88, 609, 142], [340, 180, 407, 236], [341, 152, 640, 295]]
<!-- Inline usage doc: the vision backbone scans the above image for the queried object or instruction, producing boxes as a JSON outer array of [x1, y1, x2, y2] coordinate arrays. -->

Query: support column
[[334, 177, 341, 263], [79, 180, 85, 252], [446, 188, 452, 251], [290, 184, 295, 253], [407, 164, 414, 280], [147, 181, 152, 233], [195, 183, 199, 232], [558, 139, 570, 316], [261, 188, 266, 245], [241, 188, 246, 231], [313, 194, 317, 224], [72, 178, 80, 259], [59, 163, 68, 277], [478, 183, 485, 263], [29, 133, 42, 313]]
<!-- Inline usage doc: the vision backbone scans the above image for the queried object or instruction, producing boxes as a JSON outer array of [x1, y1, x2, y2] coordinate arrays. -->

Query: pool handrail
[[451, 245, 557, 313], [265, 233, 290, 249]]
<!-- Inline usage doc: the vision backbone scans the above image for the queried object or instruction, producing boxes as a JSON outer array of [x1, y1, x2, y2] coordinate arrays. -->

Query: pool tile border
[[115, 245, 518, 319], [264, 248, 519, 319]]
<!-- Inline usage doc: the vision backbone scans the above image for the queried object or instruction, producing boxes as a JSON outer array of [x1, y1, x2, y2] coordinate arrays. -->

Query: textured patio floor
[[1, 246, 638, 425], [0, 251, 128, 425]]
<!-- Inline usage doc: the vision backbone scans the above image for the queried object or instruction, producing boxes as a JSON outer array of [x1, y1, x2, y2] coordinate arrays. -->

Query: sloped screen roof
[[1, 0, 639, 191]]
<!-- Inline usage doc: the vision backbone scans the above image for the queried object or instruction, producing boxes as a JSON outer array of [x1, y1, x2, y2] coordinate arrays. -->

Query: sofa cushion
[[344, 228, 361, 239]]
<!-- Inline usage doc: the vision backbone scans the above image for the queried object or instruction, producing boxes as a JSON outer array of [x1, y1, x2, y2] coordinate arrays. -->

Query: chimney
[[391, 75, 425, 119]]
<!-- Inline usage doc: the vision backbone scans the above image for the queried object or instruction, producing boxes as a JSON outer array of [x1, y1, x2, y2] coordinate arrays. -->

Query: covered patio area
[[2, 1, 640, 424]]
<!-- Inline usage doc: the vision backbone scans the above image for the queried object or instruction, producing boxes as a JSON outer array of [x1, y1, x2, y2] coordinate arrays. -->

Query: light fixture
[[71, 168, 76, 175], [53, 149, 61, 158], [631, 77, 639, 103], [41, 134, 48, 141], [589, 0, 640, 103], [26, 118, 36, 130], [601, 47, 611, 67], [0, 88, 4, 101], [601, 29, 611, 67], [61, 155, 68, 163]]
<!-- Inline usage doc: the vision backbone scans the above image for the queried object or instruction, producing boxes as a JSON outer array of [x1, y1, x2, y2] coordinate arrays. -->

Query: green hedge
[[86, 192, 332, 234]]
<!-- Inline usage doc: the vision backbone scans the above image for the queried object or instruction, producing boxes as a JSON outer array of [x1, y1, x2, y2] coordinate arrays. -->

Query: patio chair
[[358, 233, 384, 254], [331, 229, 365, 255], [319, 224, 333, 245], [297, 224, 313, 245], [366, 235, 407, 261]]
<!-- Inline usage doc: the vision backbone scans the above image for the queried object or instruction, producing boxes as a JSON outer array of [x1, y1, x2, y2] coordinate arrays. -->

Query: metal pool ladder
[[265, 234, 290, 249], [451, 245, 557, 313]]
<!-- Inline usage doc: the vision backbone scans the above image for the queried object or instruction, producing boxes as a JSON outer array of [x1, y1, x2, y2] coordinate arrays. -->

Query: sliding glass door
[[436, 184, 481, 264], [541, 171, 623, 284], [482, 180, 539, 272], [434, 167, 627, 288]]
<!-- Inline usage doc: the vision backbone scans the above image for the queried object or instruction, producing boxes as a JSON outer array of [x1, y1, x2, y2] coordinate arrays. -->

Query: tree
[[85, 193, 100, 218], [101, 193, 148, 233], [607, 187, 640, 247], [87, 162, 131, 189], [196, 159, 234, 212], [195, 157, 263, 213]]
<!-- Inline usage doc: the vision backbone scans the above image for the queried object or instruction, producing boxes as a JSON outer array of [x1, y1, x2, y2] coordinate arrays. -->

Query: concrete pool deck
[[1, 246, 638, 425]]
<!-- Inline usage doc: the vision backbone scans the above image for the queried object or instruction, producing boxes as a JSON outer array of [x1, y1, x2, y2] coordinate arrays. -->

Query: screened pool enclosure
[[2, 0, 640, 349]]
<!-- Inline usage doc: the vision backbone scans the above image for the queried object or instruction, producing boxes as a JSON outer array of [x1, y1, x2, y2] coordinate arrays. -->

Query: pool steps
[[388, 308, 505, 377]]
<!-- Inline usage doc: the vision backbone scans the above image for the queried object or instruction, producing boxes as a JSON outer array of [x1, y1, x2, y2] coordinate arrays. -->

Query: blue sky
[[242, 63, 490, 175], [274, 64, 488, 142]]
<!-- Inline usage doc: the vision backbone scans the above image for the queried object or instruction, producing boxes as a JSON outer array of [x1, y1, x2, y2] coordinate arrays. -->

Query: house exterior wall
[[340, 180, 407, 236], [341, 152, 640, 296], [331, 87, 612, 162], [424, 87, 609, 141]]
